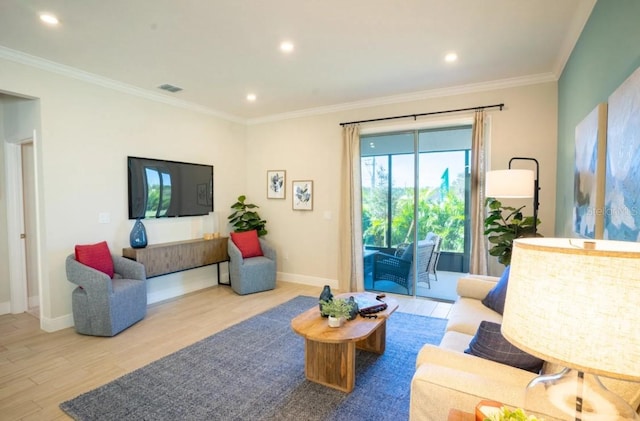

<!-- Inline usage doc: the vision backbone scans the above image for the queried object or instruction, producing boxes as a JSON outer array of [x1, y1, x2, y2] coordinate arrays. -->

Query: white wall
[[1, 53, 559, 330], [247, 82, 558, 279], [1, 57, 246, 330]]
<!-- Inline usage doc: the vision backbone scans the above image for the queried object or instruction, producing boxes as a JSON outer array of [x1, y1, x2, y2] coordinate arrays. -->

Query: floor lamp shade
[[503, 238, 640, 420], [485, 169, 534, 198]]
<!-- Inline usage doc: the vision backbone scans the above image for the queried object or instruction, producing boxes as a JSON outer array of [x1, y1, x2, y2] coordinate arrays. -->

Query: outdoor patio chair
[[424, 232, 442, 283], [372, 240, 435, 294]]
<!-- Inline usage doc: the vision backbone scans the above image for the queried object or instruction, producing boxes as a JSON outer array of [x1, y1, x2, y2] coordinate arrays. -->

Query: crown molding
[[246, 73, 557, 125], [1, 46, 558, 128], [0, 46, 244, 124], [552, 0, 596, 78]]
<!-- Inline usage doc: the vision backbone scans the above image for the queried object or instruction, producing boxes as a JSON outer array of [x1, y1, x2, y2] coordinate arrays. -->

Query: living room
[[1, 1, 639, 418]]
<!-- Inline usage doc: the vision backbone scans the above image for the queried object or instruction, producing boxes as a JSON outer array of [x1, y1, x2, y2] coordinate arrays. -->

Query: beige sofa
[[409, 274, 640, 420]]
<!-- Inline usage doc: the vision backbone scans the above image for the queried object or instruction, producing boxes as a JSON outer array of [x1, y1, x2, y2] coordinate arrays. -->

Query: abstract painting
[[604, 66, 640, 241], [573, 103, 607, 238]]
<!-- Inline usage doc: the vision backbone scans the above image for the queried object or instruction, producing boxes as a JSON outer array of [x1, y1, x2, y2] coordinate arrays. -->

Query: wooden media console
[[123, 237, 229, 284]]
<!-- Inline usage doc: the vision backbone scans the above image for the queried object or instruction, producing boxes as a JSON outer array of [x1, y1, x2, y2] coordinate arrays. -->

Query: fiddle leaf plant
[[483, 197, 539, 266], [228, 195, 268, 236]]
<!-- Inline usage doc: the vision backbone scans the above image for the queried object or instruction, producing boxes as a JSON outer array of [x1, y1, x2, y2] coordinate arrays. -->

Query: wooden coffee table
[[291, 292, 398, 393]]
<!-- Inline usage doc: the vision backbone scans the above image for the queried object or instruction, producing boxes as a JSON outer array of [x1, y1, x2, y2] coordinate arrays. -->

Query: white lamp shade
[[502, 238, 640, 381], [485, 169, 534, 198]]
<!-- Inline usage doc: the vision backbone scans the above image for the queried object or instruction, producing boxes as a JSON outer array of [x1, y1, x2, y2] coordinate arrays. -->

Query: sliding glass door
[[361, 125, 471, 301]]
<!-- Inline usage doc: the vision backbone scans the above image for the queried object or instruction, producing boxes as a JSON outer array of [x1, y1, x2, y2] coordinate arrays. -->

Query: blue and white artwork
[[604, 66, 640, 241], [574, 104, 606, 239]]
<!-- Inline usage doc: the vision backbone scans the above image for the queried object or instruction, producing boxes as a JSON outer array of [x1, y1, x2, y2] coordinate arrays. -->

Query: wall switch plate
[[98, 212, 110, 224]]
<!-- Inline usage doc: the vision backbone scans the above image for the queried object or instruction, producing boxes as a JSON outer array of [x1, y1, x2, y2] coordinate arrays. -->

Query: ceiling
[[0, 0, 595, 123]]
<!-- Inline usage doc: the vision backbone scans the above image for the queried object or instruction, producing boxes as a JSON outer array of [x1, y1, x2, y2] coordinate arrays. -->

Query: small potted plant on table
[[320, 298, 354, 328]]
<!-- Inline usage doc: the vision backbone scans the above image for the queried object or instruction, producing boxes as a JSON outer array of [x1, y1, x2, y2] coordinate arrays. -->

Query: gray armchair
[[66, 254, 147, 336], [228, 238, 276, 295]]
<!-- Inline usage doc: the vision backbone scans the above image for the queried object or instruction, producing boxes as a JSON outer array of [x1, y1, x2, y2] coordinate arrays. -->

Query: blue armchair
[[228, 238, 277, 295], [66, 254, 147, 336]]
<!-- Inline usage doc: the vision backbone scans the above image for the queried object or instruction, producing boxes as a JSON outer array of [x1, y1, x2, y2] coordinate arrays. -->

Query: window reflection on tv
[[128, 156, 213, 219]]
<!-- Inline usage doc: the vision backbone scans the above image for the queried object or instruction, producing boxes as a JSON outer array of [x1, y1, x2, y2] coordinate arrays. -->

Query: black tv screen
[[128, 156, 213, 219]]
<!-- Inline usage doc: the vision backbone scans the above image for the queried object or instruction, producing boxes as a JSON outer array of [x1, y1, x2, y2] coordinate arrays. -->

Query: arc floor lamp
[[485, 157, 540, 234]]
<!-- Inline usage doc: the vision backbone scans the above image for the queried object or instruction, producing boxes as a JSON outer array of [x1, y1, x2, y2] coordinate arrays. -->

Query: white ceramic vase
[[327, 316, 344, 328]]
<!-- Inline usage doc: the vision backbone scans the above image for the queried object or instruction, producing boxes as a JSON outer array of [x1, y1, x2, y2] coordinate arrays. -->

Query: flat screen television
[[128, 156, 213, 219]]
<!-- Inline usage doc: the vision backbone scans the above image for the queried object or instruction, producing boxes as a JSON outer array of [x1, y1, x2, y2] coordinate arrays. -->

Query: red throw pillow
[[230, 230, 263, 258], [75, 241, 114, 278]]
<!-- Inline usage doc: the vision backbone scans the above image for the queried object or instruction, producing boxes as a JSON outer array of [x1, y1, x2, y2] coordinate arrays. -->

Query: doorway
[[360, 125, 472, 301], [1, 93, 40, 319]]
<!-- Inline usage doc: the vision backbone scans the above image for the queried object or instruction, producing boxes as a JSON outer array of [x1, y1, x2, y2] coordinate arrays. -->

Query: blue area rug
[[60, 296, 447, 421]]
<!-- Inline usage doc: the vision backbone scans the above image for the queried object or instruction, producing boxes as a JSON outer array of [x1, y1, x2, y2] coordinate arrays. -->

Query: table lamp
[[502, 238, 640, 420]]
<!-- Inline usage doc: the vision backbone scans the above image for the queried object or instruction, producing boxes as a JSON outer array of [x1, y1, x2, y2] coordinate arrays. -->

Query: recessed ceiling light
[[247, 93, 257, 102], [445, 52, 458, 63], [39, 13, 59, 25], [280, 41, 294, 53]]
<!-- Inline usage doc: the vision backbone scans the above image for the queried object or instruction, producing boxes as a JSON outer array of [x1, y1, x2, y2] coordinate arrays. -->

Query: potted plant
[[320, 299, 354, 327], [228, 195, 268, 236], [484, 406, 542, 421], [483, 198, 539, 266]]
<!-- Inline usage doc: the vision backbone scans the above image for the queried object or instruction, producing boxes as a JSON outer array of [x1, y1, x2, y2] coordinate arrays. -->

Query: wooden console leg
[[304, 339, 356, 393]]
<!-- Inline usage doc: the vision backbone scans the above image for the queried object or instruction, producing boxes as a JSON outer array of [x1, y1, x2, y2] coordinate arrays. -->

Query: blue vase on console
[[319, 285, 333, 317], [129, 218, 148, 248]]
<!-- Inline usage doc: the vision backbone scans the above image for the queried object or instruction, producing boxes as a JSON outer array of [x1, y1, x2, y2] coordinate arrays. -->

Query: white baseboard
[[41, 313, 74, 332], [146, 273, 226, 305], [37, 270, 337, 332], [277, 271, 339, 289], [0, 301, 10, 315]]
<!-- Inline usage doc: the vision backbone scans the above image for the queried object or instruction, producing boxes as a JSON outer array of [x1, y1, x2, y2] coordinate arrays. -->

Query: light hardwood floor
[[0, 282, 452, 421]]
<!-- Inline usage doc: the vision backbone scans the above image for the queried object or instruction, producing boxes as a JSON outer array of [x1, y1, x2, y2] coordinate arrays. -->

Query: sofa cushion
[[447, 296, 503, 336], [482, 265, 510, 314], [230, 230, 263, 258], [75, 241, 114, 278], [437, 331, 474, 354], [465, 321, 543, 373]]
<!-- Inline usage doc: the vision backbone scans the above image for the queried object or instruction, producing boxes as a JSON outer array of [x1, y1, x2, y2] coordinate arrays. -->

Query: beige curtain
[[338, 124, 364, 292], [469, 110, 489, 275]]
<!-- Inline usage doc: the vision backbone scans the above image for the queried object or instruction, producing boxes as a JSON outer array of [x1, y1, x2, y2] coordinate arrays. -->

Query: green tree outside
[[362, 164, 466, 253]]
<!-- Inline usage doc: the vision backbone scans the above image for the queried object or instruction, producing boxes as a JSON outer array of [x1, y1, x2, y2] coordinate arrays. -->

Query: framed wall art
[[292, 180, 313, 210], [573, 103, 607, 239], [604, 65, 640, 241], [267, 170, 286, 199]]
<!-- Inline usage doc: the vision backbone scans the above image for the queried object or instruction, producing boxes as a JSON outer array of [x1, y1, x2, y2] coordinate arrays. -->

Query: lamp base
[[524, 368, 639, 420]]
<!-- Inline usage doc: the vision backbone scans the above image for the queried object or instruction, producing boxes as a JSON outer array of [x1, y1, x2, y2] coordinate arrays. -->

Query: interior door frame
[[5, 134, 41, 316], [5, 140, 28, 313]]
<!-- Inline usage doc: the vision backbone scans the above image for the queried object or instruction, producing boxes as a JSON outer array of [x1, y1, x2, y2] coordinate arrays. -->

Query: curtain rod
[[339, 103, 504, 126]]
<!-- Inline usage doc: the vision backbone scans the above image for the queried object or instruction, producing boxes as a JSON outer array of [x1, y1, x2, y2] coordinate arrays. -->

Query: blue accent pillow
[[465, 321, 544, 373], [481, 265, 510, 314]]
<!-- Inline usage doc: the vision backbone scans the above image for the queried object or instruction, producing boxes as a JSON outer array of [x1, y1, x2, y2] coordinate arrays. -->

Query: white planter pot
[[328, 316, 344, 328]]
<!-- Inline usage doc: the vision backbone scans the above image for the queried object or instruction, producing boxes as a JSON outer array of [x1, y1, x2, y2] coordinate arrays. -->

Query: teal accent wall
[[556, 0, 640, 237]]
